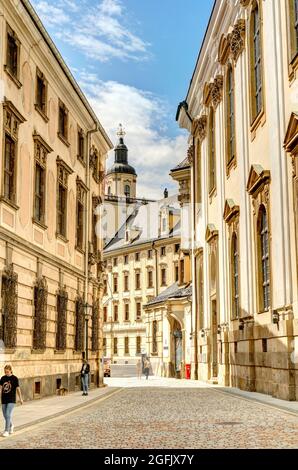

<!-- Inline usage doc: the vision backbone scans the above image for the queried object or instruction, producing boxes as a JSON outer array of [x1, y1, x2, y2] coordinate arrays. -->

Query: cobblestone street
[[0, 379, 298, 449]]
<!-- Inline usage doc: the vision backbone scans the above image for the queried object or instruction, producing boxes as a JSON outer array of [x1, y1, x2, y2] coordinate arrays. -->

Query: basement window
[[262, 339, 267, 353], [34, 381, 41, 396]]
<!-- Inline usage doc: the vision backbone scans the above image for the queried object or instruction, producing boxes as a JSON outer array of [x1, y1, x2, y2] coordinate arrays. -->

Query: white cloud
[[32, 0, 150, 62], [79, 77, 188, 199]]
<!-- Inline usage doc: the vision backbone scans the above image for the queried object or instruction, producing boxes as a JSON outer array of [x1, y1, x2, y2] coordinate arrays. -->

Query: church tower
[[106, 124, 137, 199]]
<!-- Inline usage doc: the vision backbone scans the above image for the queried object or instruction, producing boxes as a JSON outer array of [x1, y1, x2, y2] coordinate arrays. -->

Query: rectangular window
[[6, 27, 19, 79], [77, 129, 85, 161], [113, 275, 118, 293], [92, 212, 97, 253], [135, 252, 140, 262], [152, 320, 158, 354], [113, 337, 118, 355], [135, 273, 141, 290], [125, 303, 130, 322], [124, 255, 129, 264], [136, 336, 141, 354], [4, 135, 16, 202], [175, 265, 179, 282], [57, 184, 67, 237], [58, 100, 69, 141], [161, 268, 167, 286], [124, 274, 129, 291], [161, 247, 166, 257], [180, 260, 185, 285], [136, 302, 141, 320], [209, 107, 216, 192], [36, 69, 47, 116], [76, 201, 84, 249], [34, 163, 45, 223], [125, 337, 129, 355], [104, 279, 108, 295], [113, 305, 118, 322], [148, 250, 153, 259], [148, 271, 153, 288], [175, 244, 180, 253], [103, 338, 107, 356], [103, 307, 107, 323], [113, 258, 118, 267]]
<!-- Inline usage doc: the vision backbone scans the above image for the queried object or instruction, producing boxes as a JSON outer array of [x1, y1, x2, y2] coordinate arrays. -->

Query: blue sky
[[30, 0, 214, 199]]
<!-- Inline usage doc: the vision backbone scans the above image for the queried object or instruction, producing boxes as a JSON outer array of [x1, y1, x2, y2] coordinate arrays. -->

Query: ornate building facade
[[177, 0, 298, 400], [0, 0, 112, 400]]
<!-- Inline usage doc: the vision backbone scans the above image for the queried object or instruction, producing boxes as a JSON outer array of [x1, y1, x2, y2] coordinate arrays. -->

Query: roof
[[145, 283, 192, 307], [104, 194, 180, 253], [21, 0, 113, 150], [106, 162, 137, 176], [171, 156, 191, 172]]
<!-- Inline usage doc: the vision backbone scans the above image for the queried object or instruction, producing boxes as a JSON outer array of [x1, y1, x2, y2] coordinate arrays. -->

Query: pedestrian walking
[[136, 359, 142, 379], [80, 359, 90, 396], [144, 358, 151, 380], [0, 365, 23, 437]]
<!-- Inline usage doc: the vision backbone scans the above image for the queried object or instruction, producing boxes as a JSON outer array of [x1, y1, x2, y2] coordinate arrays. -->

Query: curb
[[13, 387, 122, 433]]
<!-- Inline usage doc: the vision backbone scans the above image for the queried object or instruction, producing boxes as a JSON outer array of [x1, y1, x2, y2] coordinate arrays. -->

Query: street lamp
[[84, 302, 93, 361]]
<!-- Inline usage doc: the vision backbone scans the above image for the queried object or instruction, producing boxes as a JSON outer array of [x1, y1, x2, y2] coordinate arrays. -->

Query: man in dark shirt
[[0, 365, 23, 437], [80, 359, 90, 396]]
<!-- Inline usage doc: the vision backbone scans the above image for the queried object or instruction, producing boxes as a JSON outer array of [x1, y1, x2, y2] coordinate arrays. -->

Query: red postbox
[[185, 364, 191, 380]]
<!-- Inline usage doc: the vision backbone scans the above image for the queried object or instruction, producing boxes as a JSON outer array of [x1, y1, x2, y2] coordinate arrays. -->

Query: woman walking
[[80, 359, 90, 396], [0, 365, 23, 437], [144, 358, 151, 380]]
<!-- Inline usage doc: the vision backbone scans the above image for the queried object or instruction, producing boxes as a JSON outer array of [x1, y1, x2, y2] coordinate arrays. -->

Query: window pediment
[[284, 112, 298, 155], [223, 199, 240, 224], [246, 164, 270, 196], [205, 224, 218, 243]]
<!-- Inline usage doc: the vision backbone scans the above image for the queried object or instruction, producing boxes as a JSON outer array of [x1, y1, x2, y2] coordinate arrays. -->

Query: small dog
[[57, 386, 68, 396]]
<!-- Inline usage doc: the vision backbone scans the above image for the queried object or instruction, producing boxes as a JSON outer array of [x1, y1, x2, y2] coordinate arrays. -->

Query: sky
[[30, 0, 214, 199]]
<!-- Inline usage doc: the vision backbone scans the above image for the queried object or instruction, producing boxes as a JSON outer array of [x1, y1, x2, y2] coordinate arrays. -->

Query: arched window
[[209, 107, 216, 192], [258, 206, 270, 311], [250, 2, 263, 121], [289, 0, 298, 59], [226, 64, 236, 166], [124, 185, 130, 198], [231, 234, 239, 319]]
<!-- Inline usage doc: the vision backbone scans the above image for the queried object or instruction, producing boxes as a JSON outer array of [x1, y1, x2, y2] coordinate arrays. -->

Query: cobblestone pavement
[[0, 384, 298, 449]]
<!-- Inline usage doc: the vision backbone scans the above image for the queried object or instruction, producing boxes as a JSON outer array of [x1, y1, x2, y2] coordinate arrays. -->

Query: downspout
[[84, 123, 99, 363]]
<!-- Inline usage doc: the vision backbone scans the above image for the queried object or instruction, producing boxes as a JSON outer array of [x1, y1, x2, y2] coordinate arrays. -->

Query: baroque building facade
[[177, 0, 298, 400], [0, 0, 112, 400], [102, 131, 183, 373]]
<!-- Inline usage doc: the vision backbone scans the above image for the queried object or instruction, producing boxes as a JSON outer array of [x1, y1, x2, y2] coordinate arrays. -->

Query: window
[[180, 260, 185, 284], [92, 300, 99, 352], [113, 305, 118, 322], [161, 247, 166, 257], [77, 128, 85, 163], [136, 302, 141, 320], [33, 277, 48, 351], [5, 25, 20, 82], [74, 297, 84, 352], [34, 163, 45, 224], [35, 68, 47, 117], [135, 252, 140, 262], [103, 338, 107, 356], [175, 265, 179, 282], [124, 337, 129, 355], [198, 257, 204, 330], [226, 64, 236, 166], [56, 288, 68, 351], [262, 338, 267, 353], [162, 218, 166, 232], [136, 336, 141, 354], [92, 210, 97, 254], [125, 303, 130, 322], [124, 274, 129, 291], [56, 159, 72, 239], [76, 180, 85, 250], [124, 255, 129, 264], [58, 100, 69, 143], [161, 268, 167, 286], [135, 272, 141, 290], [148, 270, 153, 288], [231, 234, 240, 319], [3, 135, 16, 203], [289, 0, 298, 59], [196, 143, 202, 204], [258, 206, 270, 311], [113, 258, 118, 267], [148, 250, 153, 259], [113, 275, 118, 293], [175, 244, 180, 254], [250, 2, 263, 122], [124, 185, 130, 198], [209, 107, 216, 192], [103, 307, 107, 323], [152, 321, 158, 354], [108, 186, 111, 195], [113, 337, 118, 355], [0, 265, 18, 349], [104, 279, 108, 295]]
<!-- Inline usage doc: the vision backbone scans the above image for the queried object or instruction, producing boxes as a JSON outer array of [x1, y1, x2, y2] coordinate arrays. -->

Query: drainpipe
[[84, 124, 98, 365]]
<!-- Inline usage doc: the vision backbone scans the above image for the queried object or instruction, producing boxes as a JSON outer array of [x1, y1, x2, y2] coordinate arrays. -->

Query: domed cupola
[[107, 124, 137, 176]]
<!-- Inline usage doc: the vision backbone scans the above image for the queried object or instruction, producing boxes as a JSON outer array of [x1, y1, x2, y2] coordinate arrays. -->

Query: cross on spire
[[117, 123, 126, 138]]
